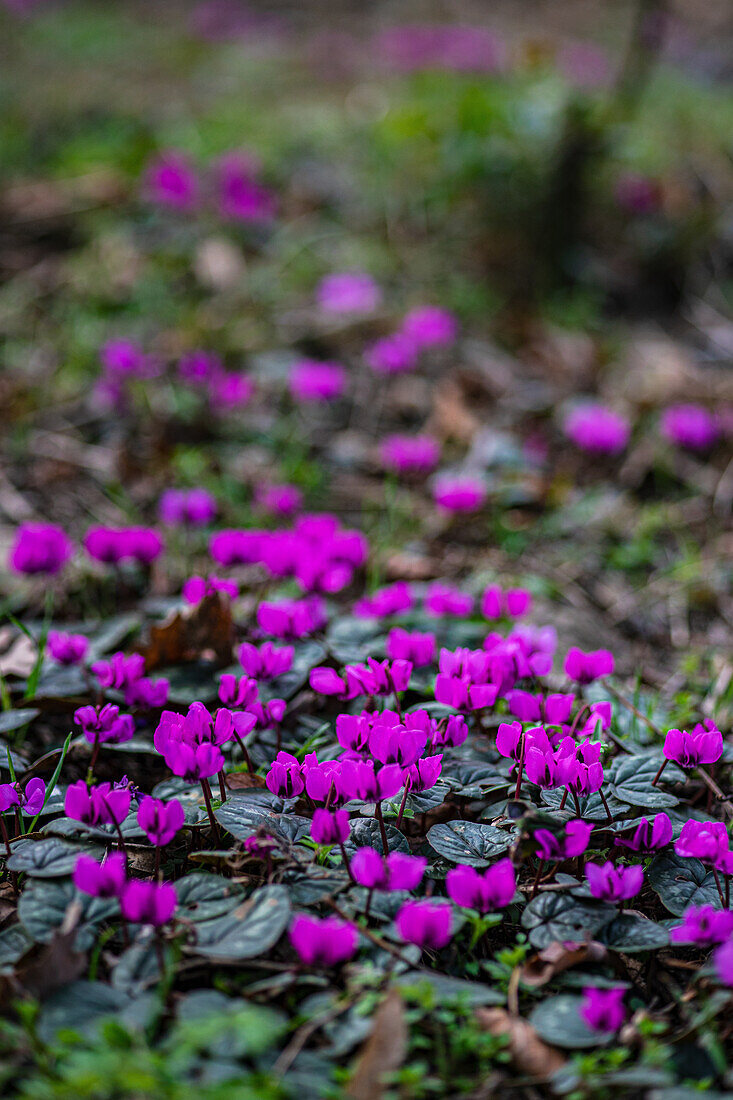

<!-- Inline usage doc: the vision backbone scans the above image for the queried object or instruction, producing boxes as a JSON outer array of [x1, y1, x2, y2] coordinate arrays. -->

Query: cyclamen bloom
[[615, 813, 672, 853], [564, 647, 614, 684], [661, 405, 719, 452], [216, 152, 275, 222], [337, 760, 403, 804], [143, 151, 199, 210], [675, 820, 730, 866], [290, 914, 358, 966], [159, 488, 217, 527], [353, 581, 414, 619], [47, 631, 88, 665], [401, 306, 457, 348], [100, 339, 156, 380], [316, 272, 381, 314], [0, 777, 45, 816], [433, 476, 486, 513], [74, 704, 134, 747], [257, 597, 326, 639], [404, 754, 443, 793], [351, 848, 427, 891], [266, 752, 305, 798], [182, 576, 239, 604], [10, 524, 72, 576], [65, 780, 131, 826], [289, 360, 345, 402], [310, 809, 350, 846], [504, 691, 574, 725], [365, 333, 418, 375], [209, 371, 254, 411], [73, 853, 127, 899], [254, 483, 303, 517], [714, 940, 733, 988], [84, 527, 164, 566], [386, 628, 436, 667], [481, 585, 532, 620], [534, 819, 593, 861], [396, 899, 452, 950], [424, 584, 473, 617], [585, 861, 643, 902], [218, 674, 259, 709], [446, 858, 516, 913], [564, 405, 630, 454], [137, 796, 185, 846], [663, 722, 723, 769], [121, 880, 177, 926], [239, 641, 293, 680], [380, 434, 440, 476], [164, 741, 224, 781], [670, 905, 733, 947], [580, 988, 626, 1033]]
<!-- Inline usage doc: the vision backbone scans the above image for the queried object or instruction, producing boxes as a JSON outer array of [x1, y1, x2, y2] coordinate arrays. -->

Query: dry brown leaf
[[429, 378, 480, 444], [475, 1007, 566, 1079], [521, 941, 606, 987], [226, 771, 267, 791], [0, 634, 37, 678], [142, 592, 234, 670], [347, 989, 407, 1100]]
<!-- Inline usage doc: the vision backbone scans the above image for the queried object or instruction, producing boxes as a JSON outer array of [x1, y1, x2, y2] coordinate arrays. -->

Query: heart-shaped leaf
[[175, 873, 245, 922], [343, 818, 410, 856], [19, 879, 117, 950], [597, 912, 669, 952], [427, 821, 512, 866], [192, 884, 291, 961], [37, 980, 132, 1041], [530, 994, 615, 1048], [540, 789, 627, 823], [647, 853, 723, 915], [610, 755, 685, 809], [521, 892, 615, 949], [112, 942, 163, 996], [8, 838, 102, 878]]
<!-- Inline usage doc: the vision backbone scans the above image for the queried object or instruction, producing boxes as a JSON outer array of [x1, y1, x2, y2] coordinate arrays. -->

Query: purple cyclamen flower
[[143, 151, 199, 210], [266, 753, 305, 799], [289, 914, 358, 966], [215, 152, 275, 223], [182, 575, 238, 604], [432, 476, 486, 513], [670, 905, 733, 947], [353, 581, 414, 619], [65, 780, 131, 826], [239, 641, 294, 680], [137, 796, 185, 847], [47, 631, 88, 665], [337, 760, 404, 804], [661, 405, 719, 452], [395, 899, 452, 950], [218, 674, 259, 709], [289, 359, 345, 403], [425, 584, 473, 617], [386, 628, 436, 668], [351, 848, 427, 891], [564, 646, 614, 684], [0, 777, 46, 816], [163, 742, 224, 782], [481, 585, 532, 620], [365, 332, 418, 375], [121, 880, 177, 926], [74, 704, 134, 747], [674, 820, 730, 866], [254, 483, 303, 517], [400, 306, 457, 348], [84, 527, 164, 567], [73, 853, 127, 898], [446, 858, 516, 913], [564, 405, 630, 454], [380, 434, 440, 476], [257, 597, 327, 639], [714, 939, 733, 988], [9, 523, 72, 576], [208, 371, 254, 411], [316, 272, 381, 314], [403, 754, 443, 793], [615, 813, 672, 853], [580, 988, 626, 1032], [663, 722, 723, 769], [310, 808, 350, 846], [585, 861, 643, 902], [534, 820, 593, 861], [159, 488, 217, 527]]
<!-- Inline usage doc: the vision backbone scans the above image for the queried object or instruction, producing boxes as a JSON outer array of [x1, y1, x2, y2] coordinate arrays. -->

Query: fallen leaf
[[142, 593, 234, 670], [14, 907, 86, 1001], [475, 1007, 566, 1078], [521, 941, 607, 987], [347, 989, 407, 1100], [428, 378, 480, 444], [0, 634, 37, 678], [226, 772, 267, 791]]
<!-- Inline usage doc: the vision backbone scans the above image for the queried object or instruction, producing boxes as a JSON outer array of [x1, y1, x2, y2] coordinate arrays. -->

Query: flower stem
[[395, 784, 410, 831], [338, 841, 354, 883], [651, 759, 668, 787], [217, 770, 227, 803], [374, 802, 390, 854], [200, 778, 220, 840]]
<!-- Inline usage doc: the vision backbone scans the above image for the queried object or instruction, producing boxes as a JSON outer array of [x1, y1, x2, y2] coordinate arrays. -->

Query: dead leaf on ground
[[521, 941, 607, 987], [475, 1007, 566, 1079], [226, 772, 267, 791], [14, 911, 86, 1001], [428, 378, 481, 444], [0, 634, 37, 678], [347, 988, 407, 1100], [142, 592, 235, 670]]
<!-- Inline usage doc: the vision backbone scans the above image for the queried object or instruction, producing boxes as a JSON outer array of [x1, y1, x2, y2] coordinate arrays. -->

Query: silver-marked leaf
[[427, 821, 512, 866], [0, 708, 40, 734], [175, 873, 245, 922], [112, 941, 163, 996], [648, 853, 723, 915], [258, 641, 326, 702], [540, 789, 627, 823], [343, 817, 410, 856], [597, 913, 669, 952], [192, 884, 291, 961], [0, 924, 33, 968], [521, 892, 615, 949], [8, 838, 103, 878], [37, 980, 131, 1041], [214, 798, 271, 840], [19, 879, 117, 951], [325, 617, 384, 664], [610, 755, 685, 809], [530, 994, 615, 1048]]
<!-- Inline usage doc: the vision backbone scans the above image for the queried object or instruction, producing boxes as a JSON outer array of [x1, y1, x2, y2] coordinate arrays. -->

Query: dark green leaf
[[427, 821, 512, 866], [529, 995, 615, 1048], [192, 884, 291, 961], [19, 879, 117, 950], [175, 873, 245, 922], [8, 837, 102, 878], [521, 892, 615, 949], [647, 853, 723, 915], [343, 818, 410, 856], [597, 912, 669, 952]]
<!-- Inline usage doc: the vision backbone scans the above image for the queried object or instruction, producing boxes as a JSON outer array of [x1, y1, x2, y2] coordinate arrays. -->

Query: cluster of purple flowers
[[564, 401, 726, 456], [365, 305, 457, 376], [144, 149, 276, 223], [177, 350, 254, 413], [74, 853, 177, 926], [91, 651, 169, 709]]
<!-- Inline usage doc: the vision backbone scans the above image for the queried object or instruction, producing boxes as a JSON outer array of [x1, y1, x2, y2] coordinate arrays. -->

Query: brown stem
[[233, 732, 253, 773], [338, 842, 354, 884], [514, 733, 525, 802], [0, 816, 11, 858], [200, 778, 220, 840], [651, 759, 668, 787], [558, 788, 569, 812], [217, 770, 227, 803], [374, 802, 390, 854], [395, 784, 410, 831], [598, 787, 614, 824]]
